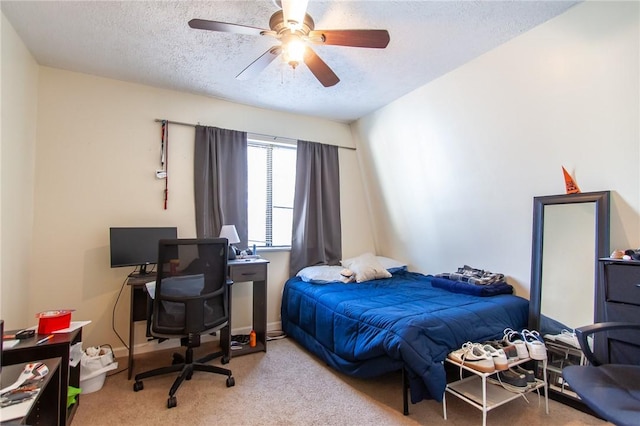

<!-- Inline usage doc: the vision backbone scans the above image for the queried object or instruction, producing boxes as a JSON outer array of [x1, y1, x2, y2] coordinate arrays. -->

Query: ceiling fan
[[188, 0, 390, 87]]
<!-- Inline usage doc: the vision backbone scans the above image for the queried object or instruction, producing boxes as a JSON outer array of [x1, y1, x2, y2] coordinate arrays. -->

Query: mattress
[[281, 270, 528, 403]]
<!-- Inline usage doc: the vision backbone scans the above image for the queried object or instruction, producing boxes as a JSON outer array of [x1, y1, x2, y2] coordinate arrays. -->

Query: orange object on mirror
[[562, 166, 581, 194]]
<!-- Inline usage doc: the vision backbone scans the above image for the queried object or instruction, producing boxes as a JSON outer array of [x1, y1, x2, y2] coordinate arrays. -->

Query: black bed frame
[[402, 367, 410, 414]]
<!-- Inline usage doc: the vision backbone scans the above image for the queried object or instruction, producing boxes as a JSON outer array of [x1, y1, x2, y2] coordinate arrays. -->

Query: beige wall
[[1, 13, 39, 327], [352, 1, 640, 299], [32, 68, 374, 353], [1, 45, 375, 352]]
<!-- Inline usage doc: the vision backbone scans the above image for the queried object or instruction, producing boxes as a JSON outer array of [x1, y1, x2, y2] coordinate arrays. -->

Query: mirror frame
[[529, 190, 610, 330]]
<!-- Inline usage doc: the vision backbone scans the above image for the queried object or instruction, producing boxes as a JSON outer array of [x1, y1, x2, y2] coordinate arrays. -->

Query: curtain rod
[[154, 119, 356, 151]]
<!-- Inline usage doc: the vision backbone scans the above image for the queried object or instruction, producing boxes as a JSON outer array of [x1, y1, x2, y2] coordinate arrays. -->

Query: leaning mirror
[[529, 191, 610, 409]]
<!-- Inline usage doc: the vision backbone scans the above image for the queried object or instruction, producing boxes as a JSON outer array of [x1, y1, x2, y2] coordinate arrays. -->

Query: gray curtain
[[290, 140, 342, 277], [194, 126, 248, 247]]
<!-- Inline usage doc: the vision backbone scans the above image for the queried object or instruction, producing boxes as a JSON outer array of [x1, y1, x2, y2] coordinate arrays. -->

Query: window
[[247, 138, 296, 248]]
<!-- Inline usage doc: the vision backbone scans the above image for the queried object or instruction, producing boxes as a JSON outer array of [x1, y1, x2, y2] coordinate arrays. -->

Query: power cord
[[111, 266, 158, 349], [111, 271, 136, 350]]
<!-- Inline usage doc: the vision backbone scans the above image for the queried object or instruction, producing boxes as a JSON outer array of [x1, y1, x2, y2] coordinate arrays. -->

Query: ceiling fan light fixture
[[283, 38, 306, 68], [282, 0, 309, 31], [189, 4, 388, 88]]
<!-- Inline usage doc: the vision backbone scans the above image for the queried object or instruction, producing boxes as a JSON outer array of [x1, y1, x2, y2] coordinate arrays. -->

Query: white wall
[[0, 13, 39, 327], [352, 1, 640, 298], [18, 67, 374, 352]]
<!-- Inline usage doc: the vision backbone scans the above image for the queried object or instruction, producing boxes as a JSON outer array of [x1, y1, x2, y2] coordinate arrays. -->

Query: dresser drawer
[[229, 262, 267, 282], [605, 263, 640, 306], [600, 302, 640, 363]]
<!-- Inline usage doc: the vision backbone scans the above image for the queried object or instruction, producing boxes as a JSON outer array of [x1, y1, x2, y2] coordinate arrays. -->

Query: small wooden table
[[1, 358, 61, 426], [222, 259, 269, 358], [2, 328, 82, 426]]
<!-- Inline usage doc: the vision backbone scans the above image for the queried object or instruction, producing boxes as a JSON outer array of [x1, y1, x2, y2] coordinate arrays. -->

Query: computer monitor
[[109, 227, 178, 275]]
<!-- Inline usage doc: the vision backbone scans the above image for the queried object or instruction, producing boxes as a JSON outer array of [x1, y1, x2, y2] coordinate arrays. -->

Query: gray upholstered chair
[[562, 322, 640, 426], [133, 238, 235, 408]]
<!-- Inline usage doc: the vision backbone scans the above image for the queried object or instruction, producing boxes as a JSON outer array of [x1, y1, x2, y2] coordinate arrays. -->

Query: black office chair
[[133, 238, 235, 408], [562, 322, 640, 426]]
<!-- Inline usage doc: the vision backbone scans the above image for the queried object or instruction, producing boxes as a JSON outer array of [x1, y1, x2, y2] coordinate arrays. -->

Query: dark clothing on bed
[[430, 276, 513, 296], [436, 264, 505, 285]]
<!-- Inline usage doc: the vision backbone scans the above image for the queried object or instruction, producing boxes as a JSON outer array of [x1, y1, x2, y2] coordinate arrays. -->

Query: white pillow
[[297, 265, 354, 284], [376, 256, 407, 273], [341, 253, 392, 283]]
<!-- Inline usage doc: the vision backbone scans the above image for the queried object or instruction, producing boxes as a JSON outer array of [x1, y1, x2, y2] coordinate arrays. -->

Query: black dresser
[[596, 258, 640, 364]]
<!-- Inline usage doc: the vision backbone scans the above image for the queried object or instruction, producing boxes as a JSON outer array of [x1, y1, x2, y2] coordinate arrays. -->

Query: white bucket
[[80, 372, 107, 394], [80, 346, 118, 394], [80, 361, 118, 394]]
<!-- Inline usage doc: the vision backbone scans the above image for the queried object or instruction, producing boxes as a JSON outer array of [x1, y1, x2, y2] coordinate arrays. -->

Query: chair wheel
[[167, 396, 177, 408], [133, 381, 144, 392], [186, 371, 193, 381], [222, 356, 229, 365], [226, 376, 235, 387]]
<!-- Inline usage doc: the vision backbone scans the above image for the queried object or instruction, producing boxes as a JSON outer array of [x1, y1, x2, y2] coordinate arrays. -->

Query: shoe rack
[[443, 357, 549, 426], [540, 339, 585, 400]]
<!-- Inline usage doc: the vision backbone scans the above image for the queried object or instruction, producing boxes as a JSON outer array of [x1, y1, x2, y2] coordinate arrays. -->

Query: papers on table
[[0, 391, 40, 422], [51, 321, 91, 333], [24, 320, 91, 334], [1, 340, 19, 349], [145, 281, 156, 299]]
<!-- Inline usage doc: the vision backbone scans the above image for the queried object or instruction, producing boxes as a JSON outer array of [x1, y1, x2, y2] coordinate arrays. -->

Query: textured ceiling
[[1, 1, 579, 123]]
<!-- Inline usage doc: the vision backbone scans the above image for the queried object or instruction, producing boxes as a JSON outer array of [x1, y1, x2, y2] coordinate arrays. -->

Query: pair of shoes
[[484, 339, 518, 362], [496, 368, 528, 388], [482, 344, 509, 371], [488, 368, 530, 393], [503, 328, 529, 359], [544, 329, 580, 349], [448, 342, 496, 373], [503, 328, 548, 360], [521, 329, 547, 360], [513, 365, 536, 385]]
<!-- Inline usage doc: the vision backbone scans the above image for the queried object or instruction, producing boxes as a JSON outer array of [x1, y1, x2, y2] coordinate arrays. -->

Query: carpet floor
[[72, 337, 608, 425]]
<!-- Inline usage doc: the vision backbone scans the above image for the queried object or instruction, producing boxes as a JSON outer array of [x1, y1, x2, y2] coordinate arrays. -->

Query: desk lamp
[[219, 225, 241, 260]]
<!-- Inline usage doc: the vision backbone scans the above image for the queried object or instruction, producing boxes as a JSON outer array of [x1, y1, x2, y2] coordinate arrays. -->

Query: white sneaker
[[522, 329, 547, 360], [544, 329, 580, 349], [503, 328, 529, 360], [556, 329, 580, 349], [448, 342, 496, 373], [482, 344, 509, 370]]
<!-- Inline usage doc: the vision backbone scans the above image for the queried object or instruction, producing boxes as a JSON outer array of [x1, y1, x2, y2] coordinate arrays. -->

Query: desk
[[126, 258, 269, 379], [1, 358, 61, 426], [2, 329, 82, 426], [126, 273, 156, 380], [222, 259, 269, 358]]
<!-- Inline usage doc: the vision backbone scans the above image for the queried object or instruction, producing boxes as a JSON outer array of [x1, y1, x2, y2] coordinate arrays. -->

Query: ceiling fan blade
[[308, 29, 390, 48], [188, 19, 266, 36], [303, 47, 339, 87], [236, 46, 282, 80]]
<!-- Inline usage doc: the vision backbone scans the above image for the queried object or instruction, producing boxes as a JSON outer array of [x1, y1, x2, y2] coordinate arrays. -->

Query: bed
[[281, 265, 528, 411]]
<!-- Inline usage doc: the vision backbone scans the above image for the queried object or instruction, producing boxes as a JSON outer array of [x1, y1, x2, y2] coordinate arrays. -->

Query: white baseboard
[[112, 320, 282, 360]]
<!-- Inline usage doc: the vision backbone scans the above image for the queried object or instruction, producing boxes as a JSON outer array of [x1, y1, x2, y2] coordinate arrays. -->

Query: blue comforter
[[281, 271, 528, 403]]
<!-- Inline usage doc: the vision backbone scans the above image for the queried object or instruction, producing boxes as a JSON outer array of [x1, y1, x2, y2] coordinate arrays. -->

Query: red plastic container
[[36, 310, 73, 334]]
